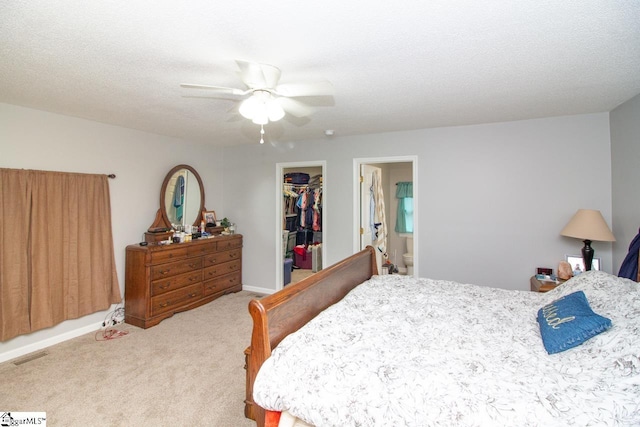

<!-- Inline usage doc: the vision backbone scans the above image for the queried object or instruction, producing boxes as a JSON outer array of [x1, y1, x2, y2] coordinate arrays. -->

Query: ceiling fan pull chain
[[260, 124, 265, 144]]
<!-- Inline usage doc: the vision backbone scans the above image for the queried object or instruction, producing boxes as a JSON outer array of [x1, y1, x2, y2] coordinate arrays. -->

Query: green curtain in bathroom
[[395, 182, 413, 233]]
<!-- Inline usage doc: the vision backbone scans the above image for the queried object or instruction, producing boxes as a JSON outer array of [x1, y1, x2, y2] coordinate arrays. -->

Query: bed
[[244, 246, 640, 427]]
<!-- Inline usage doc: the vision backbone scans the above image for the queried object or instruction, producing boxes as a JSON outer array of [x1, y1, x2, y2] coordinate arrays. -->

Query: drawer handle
[[159, 269, 170, 275], [188, 293, 197, 298], [159, 284, 171, 289], [160, 302, 169, 308], [228, 265, 235, 270], [168, 254, 174, 258], [189, 276, 197, 282], [189, 263, 199, 268]]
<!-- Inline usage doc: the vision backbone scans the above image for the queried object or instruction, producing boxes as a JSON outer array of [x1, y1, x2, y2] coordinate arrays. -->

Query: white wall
[[610, 93, 640, 272], [0, 103, 224, 362], [222, 113, 613, 293], [0, 105, 616, 362]]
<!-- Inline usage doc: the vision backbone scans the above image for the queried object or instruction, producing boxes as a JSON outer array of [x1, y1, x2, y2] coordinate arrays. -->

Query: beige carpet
[[0, 291, 262, 427], [290, 269, 316, 284]]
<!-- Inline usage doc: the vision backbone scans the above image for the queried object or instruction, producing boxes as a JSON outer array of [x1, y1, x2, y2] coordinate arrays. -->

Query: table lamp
[[560, 209, 615, 271]]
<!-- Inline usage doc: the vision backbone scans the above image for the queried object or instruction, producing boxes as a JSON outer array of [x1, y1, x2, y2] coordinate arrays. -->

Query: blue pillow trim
[[537, 291, 612, 354]]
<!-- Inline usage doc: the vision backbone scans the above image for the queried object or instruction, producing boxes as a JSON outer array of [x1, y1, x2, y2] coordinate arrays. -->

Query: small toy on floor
[[383, 261, 399, 274]]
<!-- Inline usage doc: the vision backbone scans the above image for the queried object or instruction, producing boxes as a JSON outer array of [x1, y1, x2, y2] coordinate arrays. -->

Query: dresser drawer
[[216, 237, 243, 251], [187, 241, 217, 257], [151, 283, 203, 316], [151, 247, 188, 264], [151, 270, 202, 296], [203, 249, 241, 267], [151, 257, 203, 280], [203, 272, 241, 296], [203, 259, 241, 281]]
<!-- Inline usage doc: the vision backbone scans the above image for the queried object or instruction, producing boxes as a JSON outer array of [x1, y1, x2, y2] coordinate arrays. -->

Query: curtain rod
[[107, 174, 116, 179]]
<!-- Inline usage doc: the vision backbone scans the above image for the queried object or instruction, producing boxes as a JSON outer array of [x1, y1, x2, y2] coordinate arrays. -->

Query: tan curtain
[[0, 169, 32, 340], [0, 169, 121, 341]]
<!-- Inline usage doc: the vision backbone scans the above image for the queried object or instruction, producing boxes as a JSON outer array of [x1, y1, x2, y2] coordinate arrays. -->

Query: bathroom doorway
[[354, 156, 417, 276], [276, 161, 326, 290]]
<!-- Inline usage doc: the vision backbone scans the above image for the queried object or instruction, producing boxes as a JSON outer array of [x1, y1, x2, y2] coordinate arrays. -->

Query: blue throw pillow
[[537, 291, 612, 354]]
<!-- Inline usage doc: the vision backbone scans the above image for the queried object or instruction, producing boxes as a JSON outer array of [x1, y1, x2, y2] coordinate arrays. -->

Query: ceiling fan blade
[[180, 83, 248, 96], [236, 60, 266, 88], [180, 95, 239, 101], [260, 64, 281, 89], [276, 97, 315, 118], [236, 60, 281, 89], [275, 81, 334, 97]]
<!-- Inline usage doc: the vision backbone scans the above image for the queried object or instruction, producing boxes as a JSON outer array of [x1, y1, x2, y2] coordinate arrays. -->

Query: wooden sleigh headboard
[[244, 246, 378, 426]]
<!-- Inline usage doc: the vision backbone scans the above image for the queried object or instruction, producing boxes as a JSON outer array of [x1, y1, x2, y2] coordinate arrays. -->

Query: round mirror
[[159, 164, 204, 229]]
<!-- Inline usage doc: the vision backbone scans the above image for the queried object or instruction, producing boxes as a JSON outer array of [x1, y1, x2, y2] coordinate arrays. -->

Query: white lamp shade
[[239, 96, 259, 120], [267, 101, 285, 121], [239, 91, 285, 125], [560, 209, 615, 242]]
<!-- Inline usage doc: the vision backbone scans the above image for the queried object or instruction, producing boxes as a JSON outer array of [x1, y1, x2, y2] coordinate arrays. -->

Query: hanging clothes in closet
[[283, 183, 300, 232], [283, 174, 323, 247], [295, 186, 322, 244]]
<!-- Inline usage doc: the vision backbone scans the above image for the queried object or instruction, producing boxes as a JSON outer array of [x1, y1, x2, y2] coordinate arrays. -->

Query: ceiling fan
[[181, 60, 333, 143]]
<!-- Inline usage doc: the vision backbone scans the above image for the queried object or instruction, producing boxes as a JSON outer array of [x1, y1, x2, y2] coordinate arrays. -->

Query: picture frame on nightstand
[[566, 255, 600, 273]]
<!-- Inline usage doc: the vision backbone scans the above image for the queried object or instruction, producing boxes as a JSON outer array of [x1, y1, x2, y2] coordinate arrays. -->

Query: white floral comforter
[[253, 271, 640, 427]]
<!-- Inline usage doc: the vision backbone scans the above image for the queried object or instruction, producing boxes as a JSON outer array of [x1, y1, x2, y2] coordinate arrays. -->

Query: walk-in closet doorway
[[276, 161, 326, 291]]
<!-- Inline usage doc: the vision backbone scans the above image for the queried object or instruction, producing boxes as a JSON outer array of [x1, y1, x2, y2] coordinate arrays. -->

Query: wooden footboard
[[244, 246, 377, 426]]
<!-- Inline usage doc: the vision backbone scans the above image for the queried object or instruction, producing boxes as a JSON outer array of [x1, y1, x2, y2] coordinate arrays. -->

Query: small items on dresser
[[558, 261, 573, 280]]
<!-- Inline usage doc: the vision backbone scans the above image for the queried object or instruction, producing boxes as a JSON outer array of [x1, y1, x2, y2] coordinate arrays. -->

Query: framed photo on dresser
[[203, 210, 217, 225], [566, 255, 600, 273]]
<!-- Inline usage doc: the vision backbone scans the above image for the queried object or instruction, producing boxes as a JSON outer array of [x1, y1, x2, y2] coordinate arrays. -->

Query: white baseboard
[[0, 321, 103, 364], [242, 285, 275, 296]]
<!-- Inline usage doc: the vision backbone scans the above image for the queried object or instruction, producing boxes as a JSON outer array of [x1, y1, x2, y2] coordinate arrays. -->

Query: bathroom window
[[395, 182, 413, 233]]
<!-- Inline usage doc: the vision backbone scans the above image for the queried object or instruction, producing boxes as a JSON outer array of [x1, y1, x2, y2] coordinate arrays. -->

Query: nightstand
[[530, 276, 563, 293]]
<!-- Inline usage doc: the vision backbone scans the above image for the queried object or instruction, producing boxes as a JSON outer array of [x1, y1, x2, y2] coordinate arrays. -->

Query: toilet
[[402, 235, 414, 276]]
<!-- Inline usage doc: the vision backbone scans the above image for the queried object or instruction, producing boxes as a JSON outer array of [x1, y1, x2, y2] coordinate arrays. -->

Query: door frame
[[275, 160, 327, 291], [353, 155, 418, 276]]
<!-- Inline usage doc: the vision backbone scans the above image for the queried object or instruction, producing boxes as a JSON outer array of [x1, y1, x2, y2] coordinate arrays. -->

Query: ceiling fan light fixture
[[239, 90, 285, 125], [267, 101, 285, 122], [239, 96, 259, 120], [251, 111, 269, 125], [181, 60, 334, 144]]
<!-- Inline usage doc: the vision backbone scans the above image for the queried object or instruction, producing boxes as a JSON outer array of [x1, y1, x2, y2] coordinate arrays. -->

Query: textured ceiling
[[1, 1, 639, 147]]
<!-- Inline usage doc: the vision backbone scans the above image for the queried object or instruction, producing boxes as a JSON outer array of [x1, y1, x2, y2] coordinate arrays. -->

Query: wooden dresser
[[125, 234, 242, 328]]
